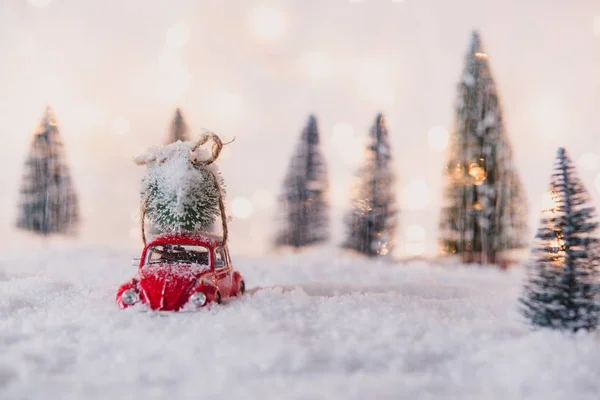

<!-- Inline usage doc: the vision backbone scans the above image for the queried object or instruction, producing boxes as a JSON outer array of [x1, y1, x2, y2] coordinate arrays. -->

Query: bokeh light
[[402, 180, 431, 210], [252, 189, 275, 209], [249, 7, 286, 40], [578, 152, 598, 171], [427, 126, 449, 152], [231, 197, 254, 219], [166, 23, 190, 49], [28, 0, 52, 9]]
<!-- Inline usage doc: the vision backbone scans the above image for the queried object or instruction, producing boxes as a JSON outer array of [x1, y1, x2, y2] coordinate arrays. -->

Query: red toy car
[[116, 232, 245, 311]]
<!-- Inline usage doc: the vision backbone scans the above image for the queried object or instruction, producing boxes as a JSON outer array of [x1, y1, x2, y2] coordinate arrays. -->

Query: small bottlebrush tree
[[274, 115, 329, 248], [166, 108, 189, 144], [520, 148, 600, 332], [146, 107, 191, 237], [135, 134, 226, 241], [16, 106, 80, 235], [342, 114, 397, 257], [439, 30, 527, 265]]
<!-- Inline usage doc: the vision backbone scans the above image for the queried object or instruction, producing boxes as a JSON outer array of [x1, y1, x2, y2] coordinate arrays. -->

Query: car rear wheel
[[239, 280, 245, 296], [216, 291, 222, 304]]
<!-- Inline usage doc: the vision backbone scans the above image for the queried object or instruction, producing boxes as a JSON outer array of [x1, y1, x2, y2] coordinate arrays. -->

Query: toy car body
[[116, 233, 245, 311]]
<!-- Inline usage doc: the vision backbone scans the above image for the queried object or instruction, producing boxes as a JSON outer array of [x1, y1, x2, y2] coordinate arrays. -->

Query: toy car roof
[[147, 232, 224, 248]]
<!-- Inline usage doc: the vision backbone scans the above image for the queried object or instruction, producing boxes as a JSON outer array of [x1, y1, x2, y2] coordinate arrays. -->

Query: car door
[[213, 246, 232, 297]]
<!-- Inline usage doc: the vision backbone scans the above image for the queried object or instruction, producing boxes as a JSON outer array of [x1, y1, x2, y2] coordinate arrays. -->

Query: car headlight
[[122, 289, 139, 306], [189, 292, 207, 307]]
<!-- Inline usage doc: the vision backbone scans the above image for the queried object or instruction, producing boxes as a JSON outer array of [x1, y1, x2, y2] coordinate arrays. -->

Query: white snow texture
[[1, 248, 599, 400]]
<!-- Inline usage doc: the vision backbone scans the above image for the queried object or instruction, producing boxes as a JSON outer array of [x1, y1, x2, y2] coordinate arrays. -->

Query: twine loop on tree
[[137, 132, 232, 247], [189, 132, 223, 166]]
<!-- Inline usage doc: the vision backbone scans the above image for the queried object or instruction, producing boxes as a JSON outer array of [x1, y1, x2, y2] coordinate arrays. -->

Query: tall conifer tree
[[439, 31, 527, 264], [17, 106, 79, 235], [342, 114, 397, 257], [520, 148, 600, 332], [274, 115, 329, 248]]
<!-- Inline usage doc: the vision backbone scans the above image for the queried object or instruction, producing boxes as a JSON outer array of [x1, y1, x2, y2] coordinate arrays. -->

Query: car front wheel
[[239, 280, 245, 295]]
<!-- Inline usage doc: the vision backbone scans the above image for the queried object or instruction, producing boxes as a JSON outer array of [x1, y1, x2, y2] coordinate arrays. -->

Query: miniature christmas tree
[[136, 134, 227, 243], [166, 108, 189, 144], [274, 115, 329, 248], [16, 106, 79, 235], [520, 148, 600, 332], [439, 31, 527, 264], [146, 107, 192, 238], [342, 114, 397, 257]]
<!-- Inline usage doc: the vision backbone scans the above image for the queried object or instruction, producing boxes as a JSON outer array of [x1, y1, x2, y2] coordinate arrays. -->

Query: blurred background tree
[[439, 31, 528, 265], [16, 106, 80, 236], [274, 115, 329, 249], [342, 114, 397, 257], [167, 108, 189, 144]]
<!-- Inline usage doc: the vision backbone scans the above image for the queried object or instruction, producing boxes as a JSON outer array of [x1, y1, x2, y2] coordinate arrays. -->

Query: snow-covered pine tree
[[145, 107, 191, 238], [274, 115, 329, 248], [342, 114, 397, 257], [166, 108, 189, 143], [16, 106, 79, 235], [136, 135, 225, 236], [520, 148, 600, 332], [439, 31, 527, 265]]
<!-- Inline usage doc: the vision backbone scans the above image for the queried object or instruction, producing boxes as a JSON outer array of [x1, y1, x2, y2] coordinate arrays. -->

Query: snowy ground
[[1, 247, 599, 400]]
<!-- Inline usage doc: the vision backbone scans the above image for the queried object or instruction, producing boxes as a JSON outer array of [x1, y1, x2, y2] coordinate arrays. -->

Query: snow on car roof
[[148, 231, 224, 247]]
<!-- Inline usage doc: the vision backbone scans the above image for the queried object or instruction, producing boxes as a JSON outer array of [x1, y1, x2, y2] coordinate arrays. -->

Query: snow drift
[[0, 247, 599, 399]]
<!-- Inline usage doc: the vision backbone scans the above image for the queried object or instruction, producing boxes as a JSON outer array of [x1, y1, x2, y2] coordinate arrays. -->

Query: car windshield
[[144, 244, 210, 267]]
